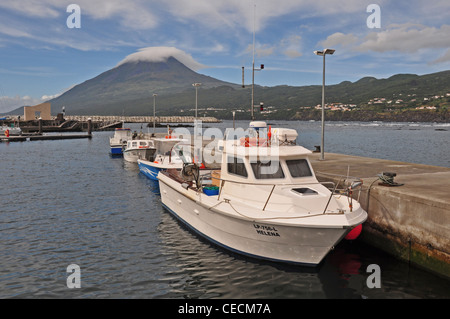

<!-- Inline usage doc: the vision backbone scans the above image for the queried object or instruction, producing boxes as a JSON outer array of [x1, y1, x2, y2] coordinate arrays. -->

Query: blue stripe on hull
[[138, 161, 160, 180], [110, 147, 123, 155]]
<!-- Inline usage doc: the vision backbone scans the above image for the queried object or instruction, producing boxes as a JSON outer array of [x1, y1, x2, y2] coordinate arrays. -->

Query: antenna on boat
[[251, 3, 256, 121], [250, 3, 264, 121]]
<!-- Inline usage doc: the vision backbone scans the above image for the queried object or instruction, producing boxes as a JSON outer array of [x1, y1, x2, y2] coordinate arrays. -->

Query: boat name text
[[253, 224, 280, 237]]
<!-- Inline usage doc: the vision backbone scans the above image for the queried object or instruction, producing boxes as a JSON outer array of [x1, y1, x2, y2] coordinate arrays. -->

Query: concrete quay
[[309, 152, 450, 279]]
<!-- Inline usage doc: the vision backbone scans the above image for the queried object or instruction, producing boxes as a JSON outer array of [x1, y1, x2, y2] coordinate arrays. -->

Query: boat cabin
[[218, 122, 317, 185], [126, 139, 155, 150], [112, 128, 131, 143]]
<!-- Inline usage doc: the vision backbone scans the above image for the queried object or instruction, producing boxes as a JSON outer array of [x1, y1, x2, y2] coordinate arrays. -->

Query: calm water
[[0, 120, 449, 299]]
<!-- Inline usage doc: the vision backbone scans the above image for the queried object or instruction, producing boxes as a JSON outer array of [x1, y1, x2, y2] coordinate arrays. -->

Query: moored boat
[[138, 136, 192, 180], [123, 139, 156, 163], [109, 128, 131, 155], [1, 125, 22, 136], [156, 122, 368, 266]]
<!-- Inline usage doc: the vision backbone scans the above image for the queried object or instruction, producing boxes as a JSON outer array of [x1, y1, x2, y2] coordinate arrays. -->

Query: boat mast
[[251, 4, 256, 121]]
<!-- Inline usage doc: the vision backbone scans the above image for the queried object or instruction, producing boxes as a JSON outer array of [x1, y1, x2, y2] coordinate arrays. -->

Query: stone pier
[[309, 152, 450, 279]]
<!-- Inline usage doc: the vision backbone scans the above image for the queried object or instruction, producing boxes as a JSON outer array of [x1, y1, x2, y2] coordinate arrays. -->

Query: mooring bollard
[[87, 118, 92, 137], [38, 117, 42, 134]]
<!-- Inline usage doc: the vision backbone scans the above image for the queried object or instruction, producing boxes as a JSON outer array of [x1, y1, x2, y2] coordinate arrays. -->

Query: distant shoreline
[[289, 109, 450, 123]]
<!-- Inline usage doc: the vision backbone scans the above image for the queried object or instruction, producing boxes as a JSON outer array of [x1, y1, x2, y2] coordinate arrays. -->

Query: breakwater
[[64, 115, 222, 123], [1, 115, 222, 133]]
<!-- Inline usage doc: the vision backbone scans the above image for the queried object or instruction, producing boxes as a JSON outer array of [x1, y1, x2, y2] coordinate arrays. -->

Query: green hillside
[[7, 54, 450, 122]]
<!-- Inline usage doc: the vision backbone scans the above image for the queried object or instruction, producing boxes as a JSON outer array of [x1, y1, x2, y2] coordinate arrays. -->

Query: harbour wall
[[309, 153, 450, 279], [2, 115, 221, 133], [63, 115, 222, 123]]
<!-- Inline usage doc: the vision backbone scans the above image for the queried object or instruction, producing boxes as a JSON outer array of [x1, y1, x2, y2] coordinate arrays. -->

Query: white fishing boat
[[1, 125, 22, 136], [138, 136, 192, 180], [156, 122, 368, 266], [123, 139, 157, 163], [109, 128, 132, 155]]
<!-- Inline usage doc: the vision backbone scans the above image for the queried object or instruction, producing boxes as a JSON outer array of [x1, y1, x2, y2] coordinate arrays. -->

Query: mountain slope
[[7, 53, 449, 118], [47, 57, 239, 114]]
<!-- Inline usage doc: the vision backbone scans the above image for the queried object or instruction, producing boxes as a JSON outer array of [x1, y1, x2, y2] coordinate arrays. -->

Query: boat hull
[[110, 145, 124, 155], [158, 177, 352, 266], [138, 160, 161, 180], [124, 149, 154, 163]]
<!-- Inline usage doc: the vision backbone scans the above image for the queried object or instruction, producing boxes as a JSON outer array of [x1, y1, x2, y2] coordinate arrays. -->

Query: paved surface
[[309, 152, 450, 205], [309, 152, 450, 278]]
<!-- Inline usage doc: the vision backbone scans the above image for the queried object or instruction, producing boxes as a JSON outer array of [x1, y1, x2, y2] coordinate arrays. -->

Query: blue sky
[[0, 0, 449, 113]]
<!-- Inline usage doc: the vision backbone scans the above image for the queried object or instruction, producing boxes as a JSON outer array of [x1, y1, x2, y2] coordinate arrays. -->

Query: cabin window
[[250, 160, 284, 179], [132, 141, 137, 147], [227, 156, 248, 177], [139, 141, 147, 146], [286, 159, 312, 177]]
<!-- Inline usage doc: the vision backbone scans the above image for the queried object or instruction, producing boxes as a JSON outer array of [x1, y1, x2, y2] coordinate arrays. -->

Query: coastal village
[[299, 92, 448, 113], [177, 91, 450, 121]]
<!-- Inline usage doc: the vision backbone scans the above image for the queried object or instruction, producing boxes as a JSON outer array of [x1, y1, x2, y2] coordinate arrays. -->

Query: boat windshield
[[250, 159, 284, 179], [286, 159, 312, 177], [227, 156, 248, 177]]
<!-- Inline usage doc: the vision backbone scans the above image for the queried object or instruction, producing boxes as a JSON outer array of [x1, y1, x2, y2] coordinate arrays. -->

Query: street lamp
[[192, 83, 201, 119], [314, 48, 335, 160], [152, 93, 157, 136]]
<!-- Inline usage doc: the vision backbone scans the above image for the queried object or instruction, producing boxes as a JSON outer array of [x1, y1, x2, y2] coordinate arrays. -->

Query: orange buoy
[[5, 129, 9, 137], [345, 224, 362, 240]]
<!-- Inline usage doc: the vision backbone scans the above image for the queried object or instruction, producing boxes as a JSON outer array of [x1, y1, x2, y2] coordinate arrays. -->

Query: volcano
[[47, 56, 238, 115]]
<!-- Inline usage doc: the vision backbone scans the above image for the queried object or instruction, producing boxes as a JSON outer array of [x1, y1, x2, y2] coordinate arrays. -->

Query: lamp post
[[152, 93, 157, 136], [192, 83, 201, 119], [314, 48, 335, 160]]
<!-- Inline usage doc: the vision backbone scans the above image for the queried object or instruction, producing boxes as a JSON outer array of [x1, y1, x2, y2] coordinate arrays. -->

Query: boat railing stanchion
[[262, 185, 276, 211]]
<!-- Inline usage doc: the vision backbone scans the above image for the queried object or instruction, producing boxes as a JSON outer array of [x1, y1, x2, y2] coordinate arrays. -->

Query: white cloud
[[0, 0, 373, 33], [161, 0, 367, 33], [116, 47, 207, 70], [320, 32, 358, 49], [0, 84, 76, 113], [76, 0, 159, 30], [0, 23, 33, 38], [0, 1, 59, 18], [41, 93, 60, 100], [357, 24, 450, 53], [244, 43, 276, 58], [430, 49, 450, 65], [242, 34, 304, 59], [320, 24, 450, 65], [0, 0, 158, 30], [280, 35, 303, 58], [0, 95, 40, 113]]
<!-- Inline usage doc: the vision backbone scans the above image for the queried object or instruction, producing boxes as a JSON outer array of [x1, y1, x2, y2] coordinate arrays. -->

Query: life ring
[[5, 129, 10, 137]]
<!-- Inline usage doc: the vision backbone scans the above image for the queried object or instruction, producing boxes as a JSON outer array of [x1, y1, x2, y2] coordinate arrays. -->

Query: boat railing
[[198, 174, 363, 214]]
